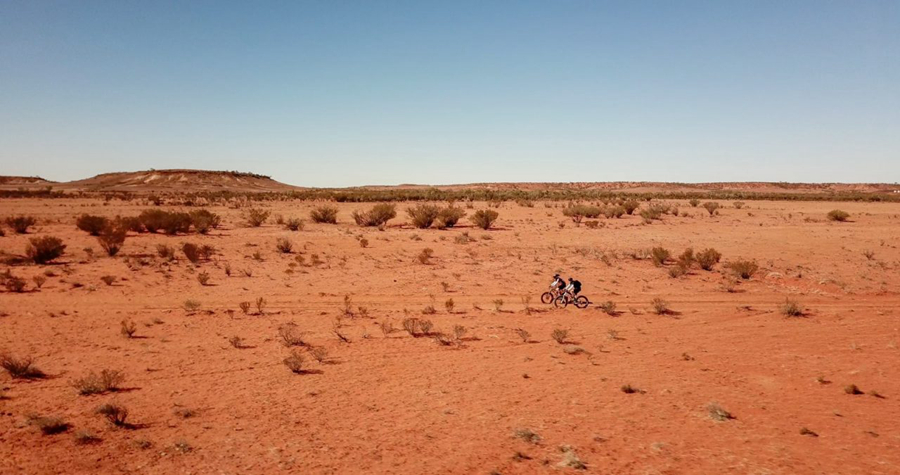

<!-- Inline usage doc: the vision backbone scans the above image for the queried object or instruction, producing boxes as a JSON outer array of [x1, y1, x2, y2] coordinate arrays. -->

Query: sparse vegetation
[[599, 301, 617, 315], [845, 384, 863, 395], [76, 214, 109, 235], [651, 298, 670, 315], [120, 319, 137, 338], [6, 215, 37, 234], [27, 414, 70, 435], [97, 403, 129, 427], [310, 205, 339, 224], [551, 328, 569, 344], [827, 209, 850, 222], [278, 322, 306, 347], [283, 350, 307, 373], [26, 236, 66, 264], [276, 237, 293, 253], [284, 217, 304, 231], [702, 202, 720, 216], [650, 247, 670, 266], [0, 352, 45, 379], [417, 248, 434, 264], [696, 248, 722, 271], [352, 203, 397, 227], [72, 369, 125, 395], [244, 208, 271, 227], [707, 402, 734, 421], [471, 209, 499, 230], [407, 204, 441, 229], [726, 259, 759, 279], [97, 223, 127, 256], [780, 299, 803, 317]]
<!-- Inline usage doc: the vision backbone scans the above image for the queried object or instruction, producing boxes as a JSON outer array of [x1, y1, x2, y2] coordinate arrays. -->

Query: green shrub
[[6, 215, 37, 234], [407, 204, 441, 228], [310, 205, 338, 224], [471, 209, 499, 230], [827, 210, 850, 222], [26, 236, 66, 264], [76, 215, 109, 236], [352, 203, 397, 227]]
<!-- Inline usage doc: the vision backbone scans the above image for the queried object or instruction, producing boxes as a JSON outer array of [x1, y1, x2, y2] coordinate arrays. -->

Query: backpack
[[572, 280, 582, 292]]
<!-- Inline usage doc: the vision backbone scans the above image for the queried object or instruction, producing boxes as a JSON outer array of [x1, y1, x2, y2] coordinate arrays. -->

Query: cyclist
[[550, 274, 565, 293], [564, 277, 582, 297]]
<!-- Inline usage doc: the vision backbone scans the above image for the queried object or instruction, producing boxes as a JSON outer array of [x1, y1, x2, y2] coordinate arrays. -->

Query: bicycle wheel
[[554, 295, 569, 308], [540, 292, 554, 304], [574, 296, 589, 309]]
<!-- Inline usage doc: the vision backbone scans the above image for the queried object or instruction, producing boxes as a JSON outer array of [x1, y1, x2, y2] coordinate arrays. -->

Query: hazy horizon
[[2, 1, 898, 186]]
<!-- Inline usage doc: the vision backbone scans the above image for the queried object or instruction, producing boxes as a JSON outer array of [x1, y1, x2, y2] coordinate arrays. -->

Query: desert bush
[[120, 319, 137, 338], [190, 209, 221, 233], [100, 275, 116, 286], [137, 209, 167, 233], [435, 206, 466, 229], [707, 402, 734, 421], [650, 247, 670, 267], [676, 248, 694, 268], [76, 214, 109, 235], [668, 265, 688, 278], [599, 301, 617, 315], [551, 328, 569, 344], [352, 203, 397, 227], [696, 248, 722, 271], [74, 430, 101, 445], [4, 275, 27, 293], [27, 414, 70, 435], [702, 202, 720, 216], [515, 328, 530, 343], [276, 237, 293, 253], [407, 204, 441, 228], [182, 243, 202, 263], [283, 350, 306, 373], [244, 208, 270, 227], [278, 322, 306, 347], [689, 198, 700, 207], [845, 384, 863, 395], [97, 223, 127, 256], [471, 209, 499, 230], [6, 215, 37, 234], [310, 205, 338, 224], [417, 248, 434, 264], [155, 244, 175, 261], [621, 384, 640, 394], [96, 403, 129, 427], [0, 352, 45, 379], [780, 299, 803, 317], [827, 209, 850, 222], [72, 369, 125, 395], [733, 201, 745, 209], [32, 275, 46, 289], [651, 298, 670, 315], [161, 212, 192, 235], [639, 203, 666, 221], [239, 301, 251, 314], [604, 206, 626, 219], [622, 200, 640, 215], [197, 272, 211, 286], [284, 218, 303, 231], [563, 204, 602, 223], [726, 259, 758, 279], [402, 317, 423, 337], [256, 297, 266, 314], [26, 236, 66, 264]]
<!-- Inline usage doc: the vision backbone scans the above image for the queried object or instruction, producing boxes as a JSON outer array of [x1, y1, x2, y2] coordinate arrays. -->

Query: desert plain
[[1, 180, 899, 474]]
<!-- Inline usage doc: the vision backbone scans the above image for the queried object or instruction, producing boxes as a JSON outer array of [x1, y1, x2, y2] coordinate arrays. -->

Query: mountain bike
[[553, 291, 590, 309]]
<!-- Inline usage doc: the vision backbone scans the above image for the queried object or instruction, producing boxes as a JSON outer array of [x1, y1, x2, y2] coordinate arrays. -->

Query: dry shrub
[[0, 352, 45, 379], [827, 209, 850, 222], [239, 301, 251, 314], [651, 298, 670, 315], [100, 275, 116, 286], [563, 204, 602, 223], [190, 209, 221, 233], [452, 324, 467, 341], [310, 205, 339, 224], [283, 350, 306, 373], [707, 402, 734, 421], [197, 272, 210, 286], [639, 203, 666, 221], [650, 247, 670, 266], [97, 223, 127, 256], [6, 215, 37, 234], [278, 322, 306, 347], [780, 299, 803, 317], [845, 384, 863, 395], [120, 319, 137, 338], [27, 414, 70, 435], [229, 336, 246, 348], [244, 208, 270, 227], [157, 244, 176, 261], [402, 317, 432, 337], [599, 301, 617, 315], [310, 346, 329, 363], [622, 200, 640, 215], [32, 275, 46, 289], [551, 328, 569, 344], [407, 204, 441, 229], [515, 328, 530, 343], [702, 202, 720, 216], [96, 403, 129, 427], [352, 203, 397, 227], [696, 248, 722, 271], [26, 236, 66, 264], [4, 275, 27, 293], [276, 237, 293, 253], [74, 430, 102, 445], [417, 248, 434, 264], [726, 259, 758, 279], [471, 209, 499, 230], [435, 206, 466, 229], [689, 198, 700, 207], [733, 201, 745, 209], [284, 218, 304, 231], [76, 214, 108, 235], [677, 248, 694, 268], [604, 206, 625, 218], [72, 369, 125, 395]]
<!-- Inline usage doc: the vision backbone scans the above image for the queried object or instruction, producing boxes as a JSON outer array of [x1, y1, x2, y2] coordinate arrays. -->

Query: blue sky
[[1, 1, 897, 186]]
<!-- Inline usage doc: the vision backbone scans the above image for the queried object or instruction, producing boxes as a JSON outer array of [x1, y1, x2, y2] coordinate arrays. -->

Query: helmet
[[553, 274, 560, 278], [568, 277, 574, 282]]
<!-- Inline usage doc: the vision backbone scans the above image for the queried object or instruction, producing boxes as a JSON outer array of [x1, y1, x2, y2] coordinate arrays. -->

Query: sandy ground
[[1, 198, 899, 474]]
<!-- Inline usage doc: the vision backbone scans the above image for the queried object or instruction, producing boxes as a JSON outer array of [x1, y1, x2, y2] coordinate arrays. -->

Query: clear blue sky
[[1, 1, 898, 186]]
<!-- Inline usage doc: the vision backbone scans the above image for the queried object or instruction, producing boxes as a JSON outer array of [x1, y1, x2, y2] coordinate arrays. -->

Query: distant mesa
[[0, 176, 54, 185], [57, 169, 300, 192]]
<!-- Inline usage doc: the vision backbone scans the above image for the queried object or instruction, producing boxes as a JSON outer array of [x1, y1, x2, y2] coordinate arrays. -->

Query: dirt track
[[1, 198, 899, 474]]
